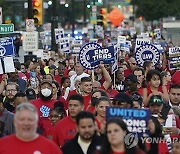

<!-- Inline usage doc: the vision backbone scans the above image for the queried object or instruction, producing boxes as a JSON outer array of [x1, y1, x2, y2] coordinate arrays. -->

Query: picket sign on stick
[[91, 70, 95, 82], [113, 73, 116, 89]]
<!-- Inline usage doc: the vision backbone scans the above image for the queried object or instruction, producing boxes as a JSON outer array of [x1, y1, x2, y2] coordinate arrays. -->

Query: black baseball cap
[[125, 74, 137, 83], [25, 88, 36, 100], [149, 95, 163, 106], [49, 65, 57, 69], [113, 92, 132, 105], [41, 79, 52, 86]]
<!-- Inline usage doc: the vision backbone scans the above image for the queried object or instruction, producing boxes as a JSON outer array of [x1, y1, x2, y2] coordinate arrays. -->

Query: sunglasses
[[132, 94, 142, 101], [112, 101, 127, 106]]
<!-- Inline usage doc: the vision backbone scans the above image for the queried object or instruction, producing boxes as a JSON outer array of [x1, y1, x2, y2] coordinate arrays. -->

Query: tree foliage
[[131, 0, 180, 21]]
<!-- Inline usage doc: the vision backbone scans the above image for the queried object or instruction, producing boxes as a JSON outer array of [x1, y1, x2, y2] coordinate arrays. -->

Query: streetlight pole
[[71, 0, 75, 37], [28, 0, 33, 18], [83, 0, 87, 26], [51, 0, 58, 51]]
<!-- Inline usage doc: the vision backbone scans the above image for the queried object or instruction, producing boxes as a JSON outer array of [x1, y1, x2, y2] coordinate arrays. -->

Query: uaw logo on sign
[[135, 43, 160, 67], [0, 37, 14, 57], [79, 42, 115, 70]]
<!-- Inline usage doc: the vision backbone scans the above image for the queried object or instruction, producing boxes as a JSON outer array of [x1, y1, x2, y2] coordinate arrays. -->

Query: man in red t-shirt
[[0, 103, 62, 154], [80, 77, 93, 109], [124, 56, 137, 77], [53, 94, 84, 147], [31, 80, 57, 134]]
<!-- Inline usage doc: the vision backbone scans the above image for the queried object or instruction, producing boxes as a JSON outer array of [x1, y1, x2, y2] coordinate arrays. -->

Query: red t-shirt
[[67, 90, 78, 101], [31, 98, 57, 133], [124, 68, 132, 77], [147, 85, 163, 96], [86, 105, 95, 114], [110, 151, 125, 154], [18, 71, 27, 81], [25, 71, 30, 80], [95, 117, 105, 130], [0, 135, 62, 154], [172, 70, 180, 84], [44, 124, 56, 140], [83, 94, 91, 110], [138, 87, 143, 96], [53, 116, 77, 147], [54, 75, 62, 86]]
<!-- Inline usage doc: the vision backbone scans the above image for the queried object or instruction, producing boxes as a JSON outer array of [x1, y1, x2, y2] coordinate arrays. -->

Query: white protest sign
[[0, 57, 15, 74], [23, 32, 38, 51], [118, 36, 126, 44], [4, 56, 15, 73], [59, 37, 70, 53], [42, 51, 50, 59], [55, 28, 64, 44], [141, 32, 149, 38], [154, 28, 161, 40], [135, 38, 151, 51]]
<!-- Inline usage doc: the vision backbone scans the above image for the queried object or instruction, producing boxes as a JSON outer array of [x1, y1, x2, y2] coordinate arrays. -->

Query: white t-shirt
[[78, 136, 91, 154]]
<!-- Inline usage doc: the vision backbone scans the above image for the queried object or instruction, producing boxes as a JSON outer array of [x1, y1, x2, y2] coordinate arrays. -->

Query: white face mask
[[41, 88, 52, 97]]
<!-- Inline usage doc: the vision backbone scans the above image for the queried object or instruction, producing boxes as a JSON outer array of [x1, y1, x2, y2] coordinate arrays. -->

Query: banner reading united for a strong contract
[[106, 107, 151, 137]]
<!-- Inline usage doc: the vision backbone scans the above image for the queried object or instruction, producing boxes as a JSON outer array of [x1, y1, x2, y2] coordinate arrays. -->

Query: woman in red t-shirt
[[95, 96, 110, 134]]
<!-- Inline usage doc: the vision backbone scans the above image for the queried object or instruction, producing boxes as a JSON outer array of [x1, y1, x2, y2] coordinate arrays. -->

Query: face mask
[[41, 88, 52, 97], [91, 97, 99, 106]]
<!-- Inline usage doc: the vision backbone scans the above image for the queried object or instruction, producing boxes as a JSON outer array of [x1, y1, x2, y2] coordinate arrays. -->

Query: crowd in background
[[0, 32, 179, 154]]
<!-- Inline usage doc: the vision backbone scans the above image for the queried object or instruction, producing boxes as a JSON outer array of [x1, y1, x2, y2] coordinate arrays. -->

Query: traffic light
[[97, 8, 107, 27], [32, 0, 42, 25]]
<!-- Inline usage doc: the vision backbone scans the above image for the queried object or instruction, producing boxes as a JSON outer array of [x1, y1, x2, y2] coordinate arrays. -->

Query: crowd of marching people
[[0, 32, 180, 154]]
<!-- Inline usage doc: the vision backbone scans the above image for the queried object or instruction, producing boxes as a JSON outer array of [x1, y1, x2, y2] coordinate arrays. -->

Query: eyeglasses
[[49, 114, 62, 119], [132, 94, 142, 101]]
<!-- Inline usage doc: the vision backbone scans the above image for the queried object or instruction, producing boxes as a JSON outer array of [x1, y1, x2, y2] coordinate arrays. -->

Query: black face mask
[[91, 97, 99, 106], [39, 92, 53, 101]]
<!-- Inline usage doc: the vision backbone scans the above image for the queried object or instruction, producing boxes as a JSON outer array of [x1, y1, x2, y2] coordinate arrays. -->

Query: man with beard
[[115, 66, 125, 92], [31, 80, 57, 134], [62, 111, 101, 154], [8, 69, 27, 93], [169, 84, 180, 107], [3, 82, 19, 112], [124, 74, 138, 96]]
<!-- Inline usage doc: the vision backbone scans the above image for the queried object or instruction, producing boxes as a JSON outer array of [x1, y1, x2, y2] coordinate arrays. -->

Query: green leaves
[[132, 0, 180, 21]]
